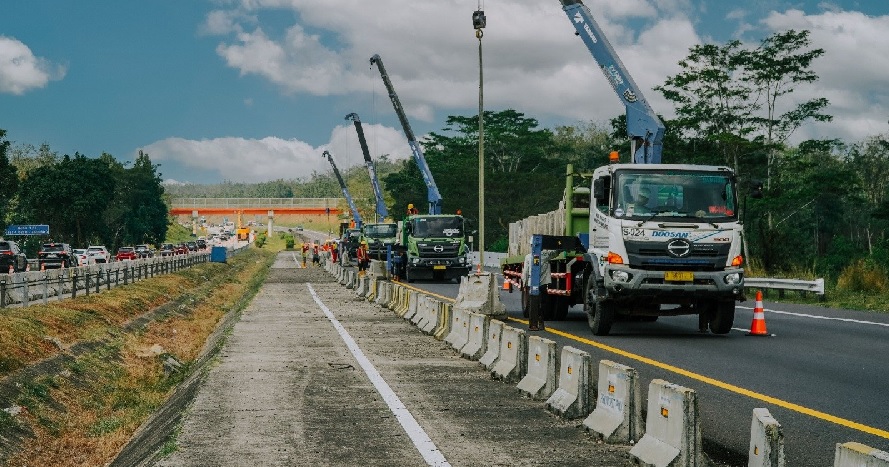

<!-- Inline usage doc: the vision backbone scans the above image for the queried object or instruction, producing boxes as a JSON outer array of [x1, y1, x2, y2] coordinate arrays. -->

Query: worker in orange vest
[[356, 240, 369, 277]]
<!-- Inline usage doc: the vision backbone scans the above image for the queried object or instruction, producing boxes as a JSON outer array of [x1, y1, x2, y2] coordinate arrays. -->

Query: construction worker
[[407, 203, 419, 215], [312, 244, 320, 266], [301, 242, 309, 267], [521, 249, 552, 331], [356, 240, 369, 277]]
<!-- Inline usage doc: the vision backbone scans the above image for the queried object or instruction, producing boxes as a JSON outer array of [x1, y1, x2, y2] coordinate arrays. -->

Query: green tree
[[0, 130, 19, 229], [17, 153, 116, 246], [384, 109, 564, 249]]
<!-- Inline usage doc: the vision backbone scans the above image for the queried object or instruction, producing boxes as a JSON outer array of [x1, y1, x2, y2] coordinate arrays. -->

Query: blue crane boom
[[345, 112, 388, 222], [369, 53, 443, 214], [321, 150, 362, 228], [559, 0, 665, 164]]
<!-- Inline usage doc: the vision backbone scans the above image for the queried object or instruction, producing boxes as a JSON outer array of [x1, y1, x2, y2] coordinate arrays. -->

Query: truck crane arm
[[559, 0, 665, 164], [369, 53, 443, 214], [345, 112, 388, 222], [322, 150, 362, 228]]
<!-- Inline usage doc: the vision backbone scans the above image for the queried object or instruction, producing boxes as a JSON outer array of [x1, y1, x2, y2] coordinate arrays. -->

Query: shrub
[[284, 234, 295, 249], [836, 259, 889, 293]]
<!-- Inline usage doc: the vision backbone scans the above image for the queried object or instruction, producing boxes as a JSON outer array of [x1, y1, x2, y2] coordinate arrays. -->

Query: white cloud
[[760, 9, 889, 142], [141, 123, 412, 183], [0, 36, 66, 95]]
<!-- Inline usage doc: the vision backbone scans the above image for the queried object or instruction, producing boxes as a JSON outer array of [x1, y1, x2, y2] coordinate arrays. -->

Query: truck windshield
[[613, 170, 737, 221], [411, 217, 463, 238], [363, 224, 398, 238]]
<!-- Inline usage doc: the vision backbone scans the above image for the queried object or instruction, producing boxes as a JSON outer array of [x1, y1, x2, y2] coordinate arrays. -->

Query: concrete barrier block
[[374, 282, 390, 307], [452, 272, 507, 319], [583, 360, 642, 444], [630, 379, 703, 467], [491, 326, 527, 383], [748, 408, 785, 467], [545, 346, 591, 419], [444, 309, 469, 351], [459, 312, 488, 361], [431, 301, 451, 341], [834, 442, 889, 467], [346, 270, 356, 289], [478, 319, 504, 370], [516, 336, 557, 400], [420, 298, 441, 335], [411, 294, 428, 326], [403, 292, 419, 320]]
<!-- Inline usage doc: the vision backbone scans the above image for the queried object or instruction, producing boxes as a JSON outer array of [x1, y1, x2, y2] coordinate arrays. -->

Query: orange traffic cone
[[40, 263, 45, 271], [747, 290, 769, 336], [7, 264, 12, 274], [502, 278, 512, 292]]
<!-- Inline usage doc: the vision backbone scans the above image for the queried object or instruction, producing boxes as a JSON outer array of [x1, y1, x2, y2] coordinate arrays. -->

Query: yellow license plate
[[664, 271, 693, 282], [433, 265, 447, 270]]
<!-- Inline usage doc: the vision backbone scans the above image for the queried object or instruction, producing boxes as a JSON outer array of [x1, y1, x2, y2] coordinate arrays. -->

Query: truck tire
[[709, 300, 735, 334], [406, 266, 415, 283], [584, 275, 613, 335], [588, 301, 614, 336]]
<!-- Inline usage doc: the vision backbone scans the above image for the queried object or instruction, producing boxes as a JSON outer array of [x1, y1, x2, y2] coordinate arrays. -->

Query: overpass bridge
[[169, 198, 344, 217]]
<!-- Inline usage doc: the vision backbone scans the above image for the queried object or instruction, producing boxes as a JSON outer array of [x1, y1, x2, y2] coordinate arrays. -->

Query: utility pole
[[473, 6, 486, 273]]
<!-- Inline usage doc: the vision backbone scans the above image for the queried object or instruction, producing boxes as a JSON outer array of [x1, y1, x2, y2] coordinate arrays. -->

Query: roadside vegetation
[[0, 236, 285, 466]]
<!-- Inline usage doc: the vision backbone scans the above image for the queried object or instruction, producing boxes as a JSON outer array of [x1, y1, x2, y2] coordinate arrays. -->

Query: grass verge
[[0, 241, 279, 467]]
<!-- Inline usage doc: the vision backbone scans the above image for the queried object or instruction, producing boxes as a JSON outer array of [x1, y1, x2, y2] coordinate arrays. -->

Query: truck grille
[[417, 243, 459, 258], [624, 241, 730, 271]]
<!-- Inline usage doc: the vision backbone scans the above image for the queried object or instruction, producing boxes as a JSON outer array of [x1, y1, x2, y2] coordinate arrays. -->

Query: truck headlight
[[412, 258, 420, 265], [724, 272, 741, 285], [611, 270, 630, 283]]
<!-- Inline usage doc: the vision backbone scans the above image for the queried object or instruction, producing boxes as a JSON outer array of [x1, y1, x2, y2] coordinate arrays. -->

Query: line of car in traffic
[[0, 238, 212, 272]]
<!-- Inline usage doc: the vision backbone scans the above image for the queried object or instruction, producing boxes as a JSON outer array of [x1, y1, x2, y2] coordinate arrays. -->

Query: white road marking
[[736, 305, 889, 327], [307, 284, 450, 467], [290, 252, 303, 268]]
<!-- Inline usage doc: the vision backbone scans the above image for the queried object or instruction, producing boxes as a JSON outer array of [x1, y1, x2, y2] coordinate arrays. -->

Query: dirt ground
[[132, 252, 636, 466]]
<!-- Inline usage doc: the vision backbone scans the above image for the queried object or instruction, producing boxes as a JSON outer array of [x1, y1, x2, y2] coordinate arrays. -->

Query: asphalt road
[[413, 273, 889, 466], [148, 252, 637, 467]]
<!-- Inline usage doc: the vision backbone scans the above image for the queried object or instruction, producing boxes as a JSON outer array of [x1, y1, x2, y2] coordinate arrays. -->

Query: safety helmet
[[407, 203, 414, 209]]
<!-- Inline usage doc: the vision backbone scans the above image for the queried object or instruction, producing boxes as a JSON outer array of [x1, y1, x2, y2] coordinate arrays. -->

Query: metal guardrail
[[745, 277, 825, 296], [0, 244, 250, 309]]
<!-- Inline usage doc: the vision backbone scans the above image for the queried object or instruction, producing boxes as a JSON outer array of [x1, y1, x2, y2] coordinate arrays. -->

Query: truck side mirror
[[593, 178, 606, 200]]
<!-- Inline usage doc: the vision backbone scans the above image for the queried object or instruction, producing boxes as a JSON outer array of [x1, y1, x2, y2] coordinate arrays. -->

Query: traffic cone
[[747, 290, 769, 336], [502, 278, 512, 292], [7, 264, 12, 274], [40, 263, 45, 271]]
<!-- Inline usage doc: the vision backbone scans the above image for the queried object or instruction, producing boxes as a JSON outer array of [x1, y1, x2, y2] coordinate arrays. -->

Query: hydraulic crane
[[369, 54, 442, 215], [321, 150, 362, 229], [559, 0, 665, 164], [345, 112, 388, 222]]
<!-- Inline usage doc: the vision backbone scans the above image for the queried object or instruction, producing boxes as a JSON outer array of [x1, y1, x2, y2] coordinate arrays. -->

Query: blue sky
[[2, 0, 888, 184]]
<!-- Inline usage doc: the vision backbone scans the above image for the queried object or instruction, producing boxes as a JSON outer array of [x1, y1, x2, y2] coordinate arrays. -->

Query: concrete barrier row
[[321, 259, 889, 467]]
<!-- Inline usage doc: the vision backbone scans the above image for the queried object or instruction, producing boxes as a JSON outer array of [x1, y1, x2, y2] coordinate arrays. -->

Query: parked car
[[73, 248, 95, 267], [38, 242, 76, 269], [175, 243, 189, 255], [160, 243, 176, 257], [134, 244, 153, 258], [115, 246, 137, 261], [86, 245, 111, 264], [186, 241, 198, 252], [0, 240, 29, 273], [196, 239, 207, 250]]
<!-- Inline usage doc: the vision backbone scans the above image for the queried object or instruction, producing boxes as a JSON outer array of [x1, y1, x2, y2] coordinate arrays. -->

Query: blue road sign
[[4, 224, 50, 236]]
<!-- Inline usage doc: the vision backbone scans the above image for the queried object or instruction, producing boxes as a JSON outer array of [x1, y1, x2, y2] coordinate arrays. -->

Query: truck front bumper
[[603, 266, 744, 301]]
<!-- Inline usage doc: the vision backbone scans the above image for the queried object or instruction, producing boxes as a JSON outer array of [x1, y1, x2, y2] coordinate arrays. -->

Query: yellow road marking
[[406, 284, 889, 439], [509, 318, 889, 440]]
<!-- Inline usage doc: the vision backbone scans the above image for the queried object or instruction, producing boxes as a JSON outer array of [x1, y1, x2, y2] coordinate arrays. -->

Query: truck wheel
[[406, 266, 415, 283], [588, 301, 614, 336], [709, 300, 735, 334]]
